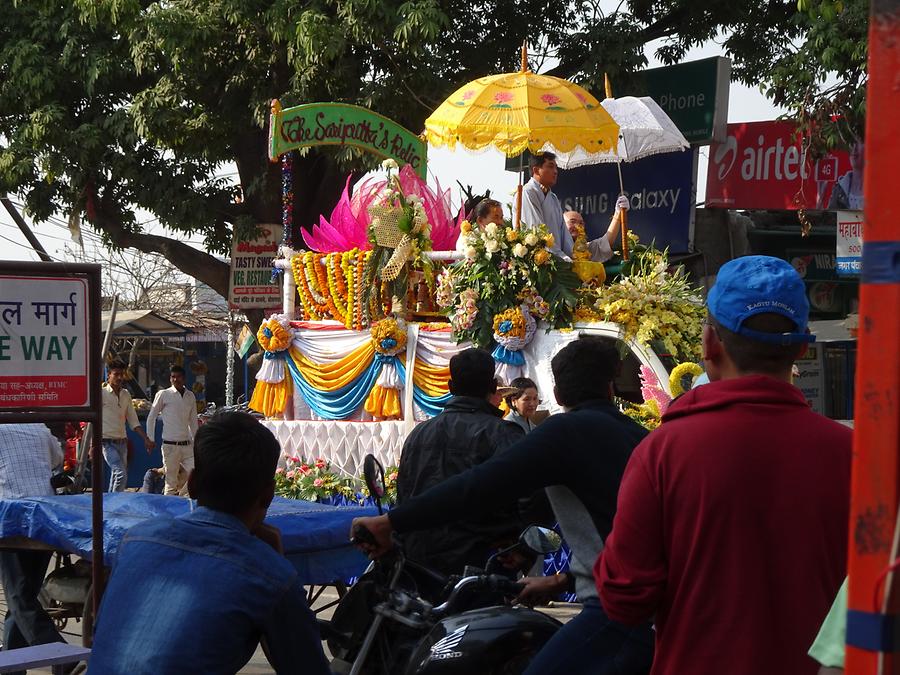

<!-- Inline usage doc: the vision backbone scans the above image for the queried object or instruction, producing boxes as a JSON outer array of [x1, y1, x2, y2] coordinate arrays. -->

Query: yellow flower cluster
[[370, 318, 408, 355], [492, 307, 527, 339], [257, 318, 292, 354], [669, 362, 704, 397], [588, 250, 705, 362], [621, 398, 662, 430]]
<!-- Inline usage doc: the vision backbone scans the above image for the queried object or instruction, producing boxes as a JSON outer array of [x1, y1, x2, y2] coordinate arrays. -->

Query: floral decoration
[[370, 318, 408, 356], [291, 249, 373, 328], [275, 456, 356, 502], [669, 362, 704, 397], [275, 455, 399, 505], [586, 241, 705, 362], [363, 162, 436, 312], [442, 220, 578, 347], [540, 93, 562, 107], [492, 305, 536, 348], [257, 316, 292, 354]]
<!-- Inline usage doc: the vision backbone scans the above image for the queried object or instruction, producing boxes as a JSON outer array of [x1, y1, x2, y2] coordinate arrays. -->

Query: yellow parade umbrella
[[424, 45, 619, 226]]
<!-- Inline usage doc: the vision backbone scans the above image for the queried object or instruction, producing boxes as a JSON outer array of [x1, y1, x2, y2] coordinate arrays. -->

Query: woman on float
[[455, 198, 505, 251]]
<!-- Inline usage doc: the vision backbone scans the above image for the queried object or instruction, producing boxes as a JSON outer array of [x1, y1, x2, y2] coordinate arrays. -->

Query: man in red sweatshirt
[[596, 255, 851, 675]]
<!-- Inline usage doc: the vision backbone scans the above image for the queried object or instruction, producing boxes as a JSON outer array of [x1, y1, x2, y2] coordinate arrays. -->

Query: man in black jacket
[[353, 336, 653, 675], [396, 348, 524, 576]]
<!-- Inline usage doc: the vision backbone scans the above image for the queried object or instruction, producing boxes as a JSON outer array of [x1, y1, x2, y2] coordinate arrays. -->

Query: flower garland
[[292, 253, 325, 320], [669, 362, 704, 397], [491, 305, 536, 368], [257, 316, 293, 354], [327, 252, 349, 322], [291, 249, 375, 327], [370, 318, 407, 356]]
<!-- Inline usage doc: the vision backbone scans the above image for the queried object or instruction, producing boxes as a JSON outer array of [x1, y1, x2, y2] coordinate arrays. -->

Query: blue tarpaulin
[[0, 494, 376, 585]]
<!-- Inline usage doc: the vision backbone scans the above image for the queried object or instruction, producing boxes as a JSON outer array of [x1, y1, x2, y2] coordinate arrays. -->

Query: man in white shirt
[[147, 364, 198, 495], [101, 360, 154, 492], [0, 423, 66, 669], [518, 152, 629, 262]]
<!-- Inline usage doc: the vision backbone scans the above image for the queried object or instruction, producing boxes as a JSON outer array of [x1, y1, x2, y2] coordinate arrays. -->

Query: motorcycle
[[320, 455, 563, 675]]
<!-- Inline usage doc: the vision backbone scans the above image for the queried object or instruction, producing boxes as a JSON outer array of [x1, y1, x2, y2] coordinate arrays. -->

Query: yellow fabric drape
[[289, 342, 376, 391], [364, 385, 402, 419], [413, 359, 450, 397], [249, 377, 291, 418]]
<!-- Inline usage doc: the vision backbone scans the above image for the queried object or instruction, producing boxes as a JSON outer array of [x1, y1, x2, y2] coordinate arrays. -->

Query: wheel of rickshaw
[[38, 587, 69, 632], [306, 581, 348, 615]]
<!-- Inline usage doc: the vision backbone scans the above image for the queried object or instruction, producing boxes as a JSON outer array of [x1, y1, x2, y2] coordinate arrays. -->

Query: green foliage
[[0, 0, 869, 295], [766, 0, 868, 155]]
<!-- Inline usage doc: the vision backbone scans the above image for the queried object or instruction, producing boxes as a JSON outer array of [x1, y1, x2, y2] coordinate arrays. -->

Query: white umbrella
[[547, 96, 689, 168], [543, 95, 689, 259]]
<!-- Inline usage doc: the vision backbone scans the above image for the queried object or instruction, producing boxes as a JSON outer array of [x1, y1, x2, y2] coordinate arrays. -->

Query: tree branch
[[92, 202, 231, 300]]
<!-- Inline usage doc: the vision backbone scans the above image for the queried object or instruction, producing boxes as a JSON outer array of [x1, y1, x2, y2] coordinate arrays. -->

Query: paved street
[[0, 567, 580, 673]]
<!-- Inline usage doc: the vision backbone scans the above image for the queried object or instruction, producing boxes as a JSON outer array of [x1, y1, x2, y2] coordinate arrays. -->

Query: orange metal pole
[[845, 0, 900, 672]]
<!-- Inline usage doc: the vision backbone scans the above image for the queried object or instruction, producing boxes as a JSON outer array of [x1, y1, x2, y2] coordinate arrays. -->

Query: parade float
[[250, 50, 702, 478]]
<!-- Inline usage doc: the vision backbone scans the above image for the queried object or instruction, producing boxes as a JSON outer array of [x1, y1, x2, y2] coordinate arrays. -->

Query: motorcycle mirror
[[519, 526, 562, 555], [362, 454, 386, 515]]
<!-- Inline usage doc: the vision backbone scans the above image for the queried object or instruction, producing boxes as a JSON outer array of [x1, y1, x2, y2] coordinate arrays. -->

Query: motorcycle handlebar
[[351, 524, 377, 547], [432, 574, 523, 616]]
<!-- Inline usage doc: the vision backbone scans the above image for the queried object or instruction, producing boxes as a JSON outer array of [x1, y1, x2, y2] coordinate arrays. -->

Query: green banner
[[269, 102, 427, 178]]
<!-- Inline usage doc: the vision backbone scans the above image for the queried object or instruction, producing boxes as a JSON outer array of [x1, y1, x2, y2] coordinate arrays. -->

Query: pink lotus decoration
[[302, 165, 460, 252]]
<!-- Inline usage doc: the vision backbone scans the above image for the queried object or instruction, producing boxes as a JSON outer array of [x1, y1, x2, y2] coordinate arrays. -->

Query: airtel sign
[[706, 120, 851, 210]]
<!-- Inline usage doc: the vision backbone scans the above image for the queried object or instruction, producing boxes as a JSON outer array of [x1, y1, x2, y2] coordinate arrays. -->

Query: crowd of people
[[353, 254, 852, 675], [0, 253, 853, 674]]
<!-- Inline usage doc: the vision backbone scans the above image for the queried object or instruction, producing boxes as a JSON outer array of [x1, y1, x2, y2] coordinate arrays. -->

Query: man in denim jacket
[[89, 412, 330, 674]]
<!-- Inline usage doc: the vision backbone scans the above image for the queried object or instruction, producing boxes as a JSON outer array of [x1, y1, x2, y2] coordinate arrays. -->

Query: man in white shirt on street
[[0, 423, 68, 670], [518, 151, 629, 262], [101, 360, 154, 492], [147, 364, 198, 496]]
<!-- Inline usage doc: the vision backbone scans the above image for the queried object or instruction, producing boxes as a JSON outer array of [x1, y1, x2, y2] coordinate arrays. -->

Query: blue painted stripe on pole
[[861, 241, 900, 284], [846, 610, 896, 652]]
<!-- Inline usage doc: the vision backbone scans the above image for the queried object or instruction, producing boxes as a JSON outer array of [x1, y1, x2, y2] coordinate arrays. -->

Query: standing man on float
[[519, 151, 628, 261]]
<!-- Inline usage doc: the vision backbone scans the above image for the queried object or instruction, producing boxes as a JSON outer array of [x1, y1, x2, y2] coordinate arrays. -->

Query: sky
[[0, 37, 787, 265]]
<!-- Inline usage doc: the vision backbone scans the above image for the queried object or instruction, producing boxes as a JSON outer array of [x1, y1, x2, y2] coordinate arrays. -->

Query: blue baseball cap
[[707, 255, 815, 345]]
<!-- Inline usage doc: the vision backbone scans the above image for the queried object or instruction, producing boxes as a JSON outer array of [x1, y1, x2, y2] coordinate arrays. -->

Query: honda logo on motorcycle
[[428, 625, 467, 661]]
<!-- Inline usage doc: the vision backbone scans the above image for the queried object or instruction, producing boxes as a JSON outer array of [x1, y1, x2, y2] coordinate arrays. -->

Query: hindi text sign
[[0, 275, 89, 408], [836, 210, 863, 277]]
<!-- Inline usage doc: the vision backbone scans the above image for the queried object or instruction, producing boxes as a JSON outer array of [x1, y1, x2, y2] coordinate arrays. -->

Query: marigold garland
[[257, 318, 292, 353], [292, 253, 325, 320], [492, 307, 527, 340], [370, 318, 408, 356]]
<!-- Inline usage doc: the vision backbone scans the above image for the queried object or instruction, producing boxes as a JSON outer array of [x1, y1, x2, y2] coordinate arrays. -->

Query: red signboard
[[706, 120, 851, 210], [0, 275, 90, 407]]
